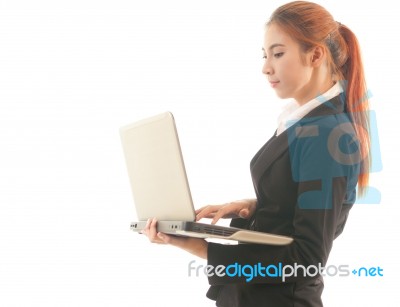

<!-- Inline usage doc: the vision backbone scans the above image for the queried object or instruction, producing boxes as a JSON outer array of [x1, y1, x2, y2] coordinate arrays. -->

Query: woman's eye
[[274, 52, 284, 58], [262, 55, 267, 59]]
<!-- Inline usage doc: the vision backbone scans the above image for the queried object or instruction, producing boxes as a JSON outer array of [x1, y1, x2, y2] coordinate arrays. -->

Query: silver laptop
[[119, 112, 293, 245]]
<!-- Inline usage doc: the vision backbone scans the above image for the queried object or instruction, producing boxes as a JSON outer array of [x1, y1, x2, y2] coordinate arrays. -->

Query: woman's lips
[[269, 80, 280, 88]]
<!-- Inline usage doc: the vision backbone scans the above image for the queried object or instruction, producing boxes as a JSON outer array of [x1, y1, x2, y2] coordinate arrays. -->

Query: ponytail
[[337, 24, 370, 196]]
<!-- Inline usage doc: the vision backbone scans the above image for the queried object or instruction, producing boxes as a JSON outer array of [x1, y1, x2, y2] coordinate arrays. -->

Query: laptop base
[[130, 221, 293, 246]]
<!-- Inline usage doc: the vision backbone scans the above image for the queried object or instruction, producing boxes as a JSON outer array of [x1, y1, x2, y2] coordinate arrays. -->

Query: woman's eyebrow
[[262, 43, 286, 52]]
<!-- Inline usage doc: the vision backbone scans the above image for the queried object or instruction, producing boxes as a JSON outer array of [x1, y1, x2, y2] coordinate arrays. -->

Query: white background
[[0, 0, 398, 306]]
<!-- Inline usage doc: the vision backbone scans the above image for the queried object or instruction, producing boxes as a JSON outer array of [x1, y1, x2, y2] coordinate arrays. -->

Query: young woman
[[142, 1, 370, 306]]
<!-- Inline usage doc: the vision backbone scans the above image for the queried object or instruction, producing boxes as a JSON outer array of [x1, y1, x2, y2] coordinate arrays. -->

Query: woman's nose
[[262, 61, 273, 75]]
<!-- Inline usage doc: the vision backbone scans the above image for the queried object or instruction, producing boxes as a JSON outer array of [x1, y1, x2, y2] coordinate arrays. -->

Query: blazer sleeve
[[207, 123, 360, 285]]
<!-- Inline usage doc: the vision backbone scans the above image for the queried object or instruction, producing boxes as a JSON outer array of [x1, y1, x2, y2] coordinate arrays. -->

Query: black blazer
[[206, 95, 361, 307]]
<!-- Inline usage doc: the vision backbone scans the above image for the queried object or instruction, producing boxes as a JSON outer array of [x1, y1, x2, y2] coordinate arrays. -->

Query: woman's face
[[262, 23, 316, 104]]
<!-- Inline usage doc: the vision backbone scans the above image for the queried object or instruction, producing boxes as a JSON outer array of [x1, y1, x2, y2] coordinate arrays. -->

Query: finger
[[211, 206, 230, 224], [238, 208, 250, 218], [197, 205, 221, 224], [196, 211, 216, 221], [195, 205, 208, 215], [195, 205, 212, 217], [196, 212, 216, 221], [149, 218, 164, 243], [140, 218, 151, 235], [149, 218, 157, 236], [210, 202, 247, 224], [196, 205, 220, 221]]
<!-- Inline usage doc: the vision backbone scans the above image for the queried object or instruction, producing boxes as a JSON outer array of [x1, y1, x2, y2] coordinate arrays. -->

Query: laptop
[[119, 111, 293, 245]]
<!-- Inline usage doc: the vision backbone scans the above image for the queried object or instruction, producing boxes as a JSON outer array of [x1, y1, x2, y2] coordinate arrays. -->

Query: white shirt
[[276, 82, 344, 136]]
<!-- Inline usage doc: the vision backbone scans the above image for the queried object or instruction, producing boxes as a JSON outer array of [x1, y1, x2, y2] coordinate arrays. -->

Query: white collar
[[276, 82, 344, 136]]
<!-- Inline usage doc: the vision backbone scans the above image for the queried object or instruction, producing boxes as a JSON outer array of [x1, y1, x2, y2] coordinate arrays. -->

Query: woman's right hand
[[195, 199, 257, 225]]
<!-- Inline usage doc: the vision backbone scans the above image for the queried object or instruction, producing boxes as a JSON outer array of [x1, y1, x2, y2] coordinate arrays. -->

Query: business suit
[[206, 95, 361, 307]]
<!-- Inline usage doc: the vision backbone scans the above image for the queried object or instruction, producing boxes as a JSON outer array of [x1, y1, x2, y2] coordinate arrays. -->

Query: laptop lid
[[120, 112, 294, 246], [119, 112, 196, 222]]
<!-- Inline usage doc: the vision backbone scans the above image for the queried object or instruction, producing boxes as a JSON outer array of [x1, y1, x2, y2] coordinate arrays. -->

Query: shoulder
[[287, 110, 360, 181], [288, 93, 355, 146]]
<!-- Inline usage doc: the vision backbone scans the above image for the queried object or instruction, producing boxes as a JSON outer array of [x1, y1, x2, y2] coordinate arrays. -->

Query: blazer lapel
[[250, 129, 294, 187]]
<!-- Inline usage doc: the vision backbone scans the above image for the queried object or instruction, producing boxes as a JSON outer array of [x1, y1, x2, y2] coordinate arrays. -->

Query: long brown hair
[[267, 1, 370, 196]]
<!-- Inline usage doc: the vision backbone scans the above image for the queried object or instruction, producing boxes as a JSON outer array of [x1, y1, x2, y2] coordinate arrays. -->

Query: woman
[[142, 1, 370, 306]]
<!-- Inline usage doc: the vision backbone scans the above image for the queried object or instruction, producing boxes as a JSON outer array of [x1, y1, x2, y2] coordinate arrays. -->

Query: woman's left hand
[[141, 218, 208, 259]]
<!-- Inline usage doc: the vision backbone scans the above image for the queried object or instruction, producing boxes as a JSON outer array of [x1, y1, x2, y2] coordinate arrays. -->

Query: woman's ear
[[309, 45, 326, 67]]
